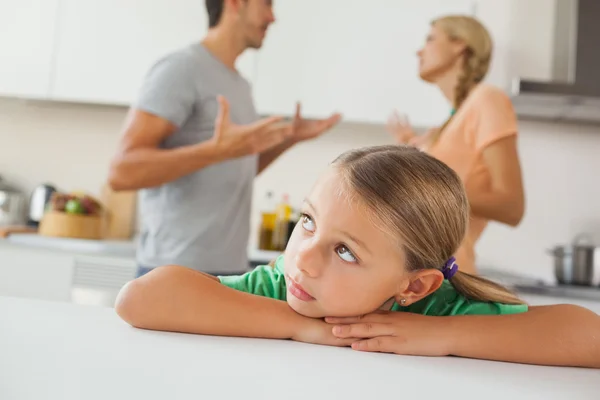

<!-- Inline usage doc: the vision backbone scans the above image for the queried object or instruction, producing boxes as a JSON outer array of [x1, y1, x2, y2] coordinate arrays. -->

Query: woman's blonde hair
[[430, 15, 493, 144], [333, 145, 522, 305]]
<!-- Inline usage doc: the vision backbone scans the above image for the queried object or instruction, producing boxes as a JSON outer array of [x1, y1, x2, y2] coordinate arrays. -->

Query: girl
[[387, 15, 525, 274], [116, 145, 599, 368]]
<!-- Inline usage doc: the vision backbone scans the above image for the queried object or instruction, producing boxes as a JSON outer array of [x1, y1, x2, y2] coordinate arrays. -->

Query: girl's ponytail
[[449, 271, 524, 305]]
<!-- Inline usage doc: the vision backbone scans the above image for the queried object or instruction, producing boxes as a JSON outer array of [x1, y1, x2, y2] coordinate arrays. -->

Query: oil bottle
[[258, 191, 277, 251], [273, 193, 292, 251]]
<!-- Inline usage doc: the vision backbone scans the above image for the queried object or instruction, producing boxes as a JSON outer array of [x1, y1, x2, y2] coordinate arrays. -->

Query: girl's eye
[[336, 245, 357, 263], [301, 214, 316, 232]]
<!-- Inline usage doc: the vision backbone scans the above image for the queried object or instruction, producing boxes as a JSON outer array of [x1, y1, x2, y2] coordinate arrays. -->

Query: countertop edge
[[1, 234, 282, 263]]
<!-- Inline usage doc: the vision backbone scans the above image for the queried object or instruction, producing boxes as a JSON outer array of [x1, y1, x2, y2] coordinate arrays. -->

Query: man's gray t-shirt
[[134, 43, 258, 274]]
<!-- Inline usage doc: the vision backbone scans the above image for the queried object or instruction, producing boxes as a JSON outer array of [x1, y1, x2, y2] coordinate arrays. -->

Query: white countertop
[[5, 233, 137, 257], [1, 296, 598, 400], [3, 233, 281, 262]]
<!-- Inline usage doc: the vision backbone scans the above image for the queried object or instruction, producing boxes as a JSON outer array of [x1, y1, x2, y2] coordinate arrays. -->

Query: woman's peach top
[[424, 84, 518, 273]]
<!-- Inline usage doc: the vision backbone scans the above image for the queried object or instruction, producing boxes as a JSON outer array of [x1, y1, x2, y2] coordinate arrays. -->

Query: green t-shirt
[[219, 256, 528, 316]]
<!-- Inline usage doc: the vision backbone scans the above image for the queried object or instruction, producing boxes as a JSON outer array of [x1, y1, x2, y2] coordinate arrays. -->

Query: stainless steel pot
[[0, 176, 27, 227], [549, 234, 598, 287]]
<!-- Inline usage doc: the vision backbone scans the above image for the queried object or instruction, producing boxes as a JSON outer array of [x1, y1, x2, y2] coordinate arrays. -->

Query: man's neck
[[201, 28, 246, 70]]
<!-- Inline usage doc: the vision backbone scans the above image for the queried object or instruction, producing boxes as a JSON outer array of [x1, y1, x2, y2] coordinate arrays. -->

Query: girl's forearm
[[447, 305, 600, 368], [115, 265, 304, 339]]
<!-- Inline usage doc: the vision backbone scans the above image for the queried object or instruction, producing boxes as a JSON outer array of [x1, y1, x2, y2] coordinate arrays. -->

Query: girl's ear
[[396, 269, 444, 306]]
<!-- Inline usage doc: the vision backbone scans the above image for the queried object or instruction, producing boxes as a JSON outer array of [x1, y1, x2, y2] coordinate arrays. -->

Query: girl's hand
[[386, 111, 416, 144], [292, 315, 359, 348], [326, 311, 454, 356]]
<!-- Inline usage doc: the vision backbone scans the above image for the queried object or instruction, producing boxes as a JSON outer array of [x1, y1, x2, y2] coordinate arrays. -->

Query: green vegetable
[[65, 199, 85, 215]]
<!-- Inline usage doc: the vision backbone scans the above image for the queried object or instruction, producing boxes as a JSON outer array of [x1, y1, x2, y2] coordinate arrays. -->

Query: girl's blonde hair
[[430, 15, 493, 144], [333, 145, 522, 305]]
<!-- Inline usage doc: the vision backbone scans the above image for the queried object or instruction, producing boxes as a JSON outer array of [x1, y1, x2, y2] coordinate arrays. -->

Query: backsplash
[[1, 97, 599, 281]]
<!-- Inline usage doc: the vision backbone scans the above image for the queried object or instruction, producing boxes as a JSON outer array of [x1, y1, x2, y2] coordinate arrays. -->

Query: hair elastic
[[442, 256, 459, 280]]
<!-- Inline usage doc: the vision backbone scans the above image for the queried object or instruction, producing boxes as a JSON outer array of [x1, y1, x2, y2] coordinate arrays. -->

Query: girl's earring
[[400, 298, 407, 306]]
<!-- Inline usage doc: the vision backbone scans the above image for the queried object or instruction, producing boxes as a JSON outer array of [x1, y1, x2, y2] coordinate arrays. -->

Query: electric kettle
[[27, 183, 57, 227]]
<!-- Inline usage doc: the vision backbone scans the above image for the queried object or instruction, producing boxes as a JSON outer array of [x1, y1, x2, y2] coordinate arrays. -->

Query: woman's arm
[[115, 265, 303, 338], [449, 305, 600, 368], [467, 135, 525, 226]]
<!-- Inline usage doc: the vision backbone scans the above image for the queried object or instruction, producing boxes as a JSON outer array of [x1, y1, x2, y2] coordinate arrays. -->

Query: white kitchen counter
[[1, 296, 598, 400], [3, 233, 281, 263], [5, 233, 137, 258]]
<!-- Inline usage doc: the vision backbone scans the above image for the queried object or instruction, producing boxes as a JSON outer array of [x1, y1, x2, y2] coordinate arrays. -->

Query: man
[[108, 0, 340, 277]]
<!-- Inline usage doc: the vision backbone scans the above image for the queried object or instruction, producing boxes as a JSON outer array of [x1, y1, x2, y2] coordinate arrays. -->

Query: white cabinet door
[[0, 244, 74, 302], [0, 0, 59, 98], [71, 255, 136, 307], [255, 0, 475, 127], [51, 0, 246, 105]]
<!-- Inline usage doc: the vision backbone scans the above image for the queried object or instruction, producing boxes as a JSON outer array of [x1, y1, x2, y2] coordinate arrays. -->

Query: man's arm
[[257, 138, 296, 174], [257, 104, 342, 174], [109, 100, 291, 191], [108, 110, 225, 191], [449, 305, 600, 368]]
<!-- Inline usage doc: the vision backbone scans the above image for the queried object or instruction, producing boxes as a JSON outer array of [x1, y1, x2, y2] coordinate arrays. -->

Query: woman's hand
[[325, 311, 453, 356], [386, 111, 416, 144]]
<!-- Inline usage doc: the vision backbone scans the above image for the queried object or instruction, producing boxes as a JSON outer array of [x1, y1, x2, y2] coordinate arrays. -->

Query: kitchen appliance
[[27, 183, 57, 227], [548, 234, 599, 287], [510, 0, 600, 124], [0, 176, 27, 227]]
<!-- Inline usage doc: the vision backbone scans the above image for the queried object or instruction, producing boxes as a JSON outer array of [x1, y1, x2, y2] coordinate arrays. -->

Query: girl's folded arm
[[114, 265, 303, 339], [448, 304, 600, 368]]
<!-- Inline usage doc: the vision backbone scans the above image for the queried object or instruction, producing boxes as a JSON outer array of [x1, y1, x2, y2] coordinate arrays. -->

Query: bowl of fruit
[[38, 192, 106, 240]]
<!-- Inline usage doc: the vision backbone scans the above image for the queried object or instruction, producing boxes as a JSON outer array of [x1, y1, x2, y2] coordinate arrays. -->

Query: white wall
[[0, 98, 125, 195], [1, 97, 599, 283]]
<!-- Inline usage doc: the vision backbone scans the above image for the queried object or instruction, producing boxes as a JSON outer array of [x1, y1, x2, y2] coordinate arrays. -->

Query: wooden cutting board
[[100, 184, 137, 240], [0, 225, 37, 239]]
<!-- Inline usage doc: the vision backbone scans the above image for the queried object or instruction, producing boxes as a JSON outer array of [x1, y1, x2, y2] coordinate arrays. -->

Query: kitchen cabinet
[[50, 0, 257, 105], [254, 0, 475, 127], [0, 0, 559, 119], [71, 255, 136, 307], [473, 0, 558, 92], [0, 243, 74, 302], [0, 0, 59, 99], [0, 241, 136, 306]]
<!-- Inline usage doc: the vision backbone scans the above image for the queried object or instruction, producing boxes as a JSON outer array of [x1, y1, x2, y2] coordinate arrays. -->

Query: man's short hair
[[206, 0, 224, 28]]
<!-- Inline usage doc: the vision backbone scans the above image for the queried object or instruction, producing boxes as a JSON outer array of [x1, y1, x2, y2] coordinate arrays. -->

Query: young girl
[[116, 145, 600, 368]]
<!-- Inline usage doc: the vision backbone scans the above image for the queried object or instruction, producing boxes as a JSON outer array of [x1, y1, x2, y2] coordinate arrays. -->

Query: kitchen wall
[[1, 96, 599, 282], [0, 98, 125, 194]]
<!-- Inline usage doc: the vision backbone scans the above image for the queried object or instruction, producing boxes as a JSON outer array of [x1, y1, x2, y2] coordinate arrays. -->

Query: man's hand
[[326, 311, 452, 356], [291, 103, 341, 143], [211, 96, 294, 160]]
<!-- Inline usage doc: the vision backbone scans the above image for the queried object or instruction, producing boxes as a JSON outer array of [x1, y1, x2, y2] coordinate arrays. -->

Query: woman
[[387, 15, 525, 274]]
